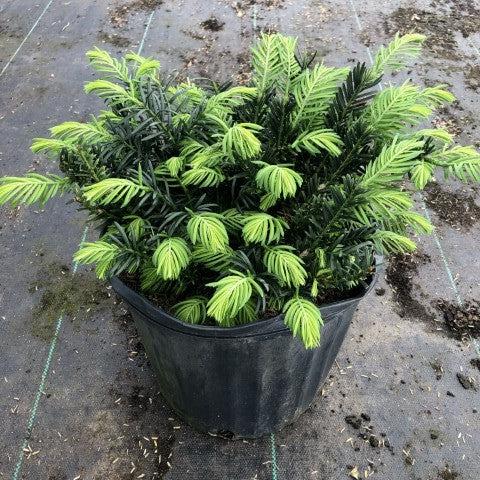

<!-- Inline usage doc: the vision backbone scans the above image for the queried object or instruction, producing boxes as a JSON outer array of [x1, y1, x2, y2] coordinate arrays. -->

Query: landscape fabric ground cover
[[0, 0, 479, 479]]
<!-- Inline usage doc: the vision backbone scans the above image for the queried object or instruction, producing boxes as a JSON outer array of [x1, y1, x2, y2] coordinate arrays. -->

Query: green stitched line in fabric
[[270, 433, 278, 480], [11, 226, 88, 480], [11, 11, 156, 479]]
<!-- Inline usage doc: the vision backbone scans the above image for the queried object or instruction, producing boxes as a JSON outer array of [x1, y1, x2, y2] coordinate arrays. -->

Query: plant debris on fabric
[[109, 0, 163, 28], [384, 2, 480, 61], [425, 182, 480, 231], [435, 299, 480, 341]]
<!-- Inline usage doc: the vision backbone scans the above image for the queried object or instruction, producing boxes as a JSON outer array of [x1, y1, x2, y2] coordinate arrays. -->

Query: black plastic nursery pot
[[111, 271, 379, 438]]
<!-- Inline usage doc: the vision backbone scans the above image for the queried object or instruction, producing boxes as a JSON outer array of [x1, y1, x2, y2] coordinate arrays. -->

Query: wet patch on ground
[[435, 299, 480, 341], [424, 183, 480, 231], [28, 260, 112, 341], [385, 252, 434, 322], [109, 0, 163, 28]]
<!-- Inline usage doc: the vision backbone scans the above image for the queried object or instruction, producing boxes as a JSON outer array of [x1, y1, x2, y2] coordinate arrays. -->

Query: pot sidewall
[[112, 273, 378, 438]]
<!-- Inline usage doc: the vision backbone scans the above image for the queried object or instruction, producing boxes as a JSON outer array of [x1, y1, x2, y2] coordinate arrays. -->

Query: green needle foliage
[[153, 237, 191, 280], [172, 296, 207, 324], [2, 33, 480, 348], [0, 174, 70, 206]]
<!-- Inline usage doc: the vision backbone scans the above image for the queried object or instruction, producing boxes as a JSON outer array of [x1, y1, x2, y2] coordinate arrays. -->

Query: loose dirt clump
[[200, 17, 225, 32], [435, 299, 480, 341], [345, 414, 362, 429], [425, 183, 480, 231], [344, 414, 394, 454], [385, 252, 434, 322], [110, 0, 163, 28], [384, 2, 480, 61]]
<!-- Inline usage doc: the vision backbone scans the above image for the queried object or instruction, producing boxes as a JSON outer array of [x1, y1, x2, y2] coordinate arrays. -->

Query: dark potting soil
[[119, 270, 373, 325], [385, 252, 434, 322], [315, 280, 370, 306], [119, 272, 178, 311], [435, 299, 480, 341], [425, 183, 480, 231]]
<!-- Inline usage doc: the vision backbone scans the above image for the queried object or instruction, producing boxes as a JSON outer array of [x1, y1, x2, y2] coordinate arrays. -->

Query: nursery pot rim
[[110, 260, 381, 339]]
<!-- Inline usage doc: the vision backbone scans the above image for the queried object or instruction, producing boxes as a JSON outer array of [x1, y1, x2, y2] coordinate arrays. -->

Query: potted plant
[[2, 33, 480, 438]]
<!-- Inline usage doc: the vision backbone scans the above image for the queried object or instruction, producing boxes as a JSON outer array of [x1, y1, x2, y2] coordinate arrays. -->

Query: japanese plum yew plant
[[2, 33, 480, 348]]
